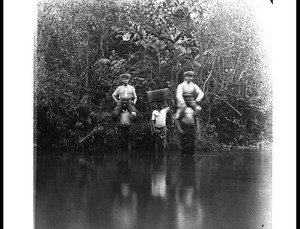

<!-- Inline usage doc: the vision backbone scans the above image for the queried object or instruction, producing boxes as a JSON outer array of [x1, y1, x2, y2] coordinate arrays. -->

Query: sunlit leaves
[[122, 33, 132, 41]]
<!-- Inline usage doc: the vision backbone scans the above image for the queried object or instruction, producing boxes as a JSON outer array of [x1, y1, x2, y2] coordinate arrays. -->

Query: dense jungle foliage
[[35, 0, 272, 151]]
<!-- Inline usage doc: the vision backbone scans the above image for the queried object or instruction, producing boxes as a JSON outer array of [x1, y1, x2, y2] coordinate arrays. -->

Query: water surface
[[35, 149, 272, 229]]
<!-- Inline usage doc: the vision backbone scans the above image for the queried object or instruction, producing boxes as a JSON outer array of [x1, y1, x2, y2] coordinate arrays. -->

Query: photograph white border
[[4, 0, 296, 228]]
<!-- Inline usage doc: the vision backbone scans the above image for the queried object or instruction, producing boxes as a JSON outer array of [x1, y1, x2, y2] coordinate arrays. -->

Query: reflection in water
[[151, 154, 167, 199], [174, 157, 204, 229], [151, 172, 167, 199], [111, 183, 137, 229], [35, 149, 272, 229]]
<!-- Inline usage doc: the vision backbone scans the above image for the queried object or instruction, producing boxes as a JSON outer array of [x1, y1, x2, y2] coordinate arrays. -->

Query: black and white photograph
[[4, 0, 296, 228]]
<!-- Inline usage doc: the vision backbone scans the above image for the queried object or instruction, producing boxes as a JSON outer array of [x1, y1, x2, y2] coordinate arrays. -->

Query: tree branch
[[202, 49, 217, 92], [208, 92, 243, 116], [202, 70, 213, 92]]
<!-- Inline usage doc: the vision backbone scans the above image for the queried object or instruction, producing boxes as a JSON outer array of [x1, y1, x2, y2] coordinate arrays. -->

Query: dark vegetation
[[35, 0, 272, 152]]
